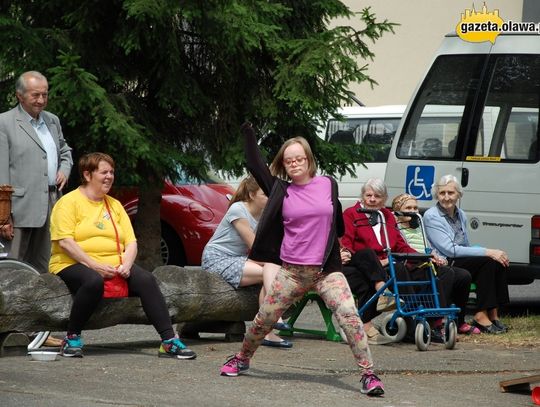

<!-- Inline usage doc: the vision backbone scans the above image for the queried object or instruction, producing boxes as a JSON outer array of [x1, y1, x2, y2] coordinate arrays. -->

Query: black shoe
[[261, 339, 293, 348], [491, 319, 508, 332], [430, 327, 445, 344], [273, 322, 291, 331], [472, 320, 503, 334]]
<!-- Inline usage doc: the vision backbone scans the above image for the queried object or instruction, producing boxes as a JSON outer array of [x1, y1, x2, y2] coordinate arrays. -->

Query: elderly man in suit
[[0, 71, 73, 347]]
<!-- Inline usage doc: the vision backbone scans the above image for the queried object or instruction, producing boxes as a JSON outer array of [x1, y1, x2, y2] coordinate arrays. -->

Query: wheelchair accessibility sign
[[406, 165, 434, 200]]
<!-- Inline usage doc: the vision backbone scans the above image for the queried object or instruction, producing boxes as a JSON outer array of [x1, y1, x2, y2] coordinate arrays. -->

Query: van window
[[326, 117, 401, 162], [396, 54, 540, 163], [475, 55, 540, 162], [396, 54, 486, 159]]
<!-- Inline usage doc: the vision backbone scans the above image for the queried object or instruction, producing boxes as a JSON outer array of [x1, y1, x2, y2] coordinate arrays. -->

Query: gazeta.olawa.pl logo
[[456, 2, 540, 44]]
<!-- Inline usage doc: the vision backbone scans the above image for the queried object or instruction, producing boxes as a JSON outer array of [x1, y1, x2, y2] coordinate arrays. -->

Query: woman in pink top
[[219, 123, 384, 397]]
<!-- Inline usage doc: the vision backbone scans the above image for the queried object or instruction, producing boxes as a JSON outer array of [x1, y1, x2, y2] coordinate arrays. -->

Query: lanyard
[[104, 197, 123, 266]]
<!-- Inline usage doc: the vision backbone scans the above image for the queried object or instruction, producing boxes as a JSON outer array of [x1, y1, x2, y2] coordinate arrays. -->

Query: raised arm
[[241, 122, 274, 197]]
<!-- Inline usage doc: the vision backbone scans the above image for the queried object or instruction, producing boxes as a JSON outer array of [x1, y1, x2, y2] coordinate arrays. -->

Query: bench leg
[[279, 293, 343, 342]]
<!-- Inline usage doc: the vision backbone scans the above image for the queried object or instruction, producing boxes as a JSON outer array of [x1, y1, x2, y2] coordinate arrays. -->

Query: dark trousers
[[342, 249, 387, 324], [58, 264, 174, 340], [449, 256, 509, 311], [435, 265, 471, 324]]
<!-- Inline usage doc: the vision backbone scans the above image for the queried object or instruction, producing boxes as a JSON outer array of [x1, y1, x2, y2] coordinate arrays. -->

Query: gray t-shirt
[[204, 201, 258, 256]]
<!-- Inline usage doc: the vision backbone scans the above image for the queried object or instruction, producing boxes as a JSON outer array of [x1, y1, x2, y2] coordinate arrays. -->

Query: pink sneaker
[[220, 355, 250, 377], [360, 372, 385, 396]]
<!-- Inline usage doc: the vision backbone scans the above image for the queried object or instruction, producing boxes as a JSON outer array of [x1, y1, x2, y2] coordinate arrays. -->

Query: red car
[[116, 175, 234, 266]]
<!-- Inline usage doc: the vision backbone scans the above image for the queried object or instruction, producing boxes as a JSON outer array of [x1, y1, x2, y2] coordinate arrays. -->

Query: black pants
[[342, 249, 387, 324], [449, 256, 509, 311], [434, 265, 471, 324], [58, 263, 174, 340], [343, 249, 472, 324]]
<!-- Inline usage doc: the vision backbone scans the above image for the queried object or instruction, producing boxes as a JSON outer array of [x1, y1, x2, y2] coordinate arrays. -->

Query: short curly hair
[[432, 174, 463, 198]]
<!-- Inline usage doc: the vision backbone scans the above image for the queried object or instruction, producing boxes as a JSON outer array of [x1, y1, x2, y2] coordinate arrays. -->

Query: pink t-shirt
[[280, 176, 332, 265]]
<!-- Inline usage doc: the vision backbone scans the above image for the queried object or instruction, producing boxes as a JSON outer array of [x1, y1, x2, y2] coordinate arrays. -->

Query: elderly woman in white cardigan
[[423, 174, 509, 334]]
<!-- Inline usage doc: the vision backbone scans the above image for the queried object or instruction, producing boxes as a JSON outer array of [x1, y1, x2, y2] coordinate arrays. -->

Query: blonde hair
[[391, 193, 416, 212], [229, 176, 260, 207], [270, 137, 317, 180]]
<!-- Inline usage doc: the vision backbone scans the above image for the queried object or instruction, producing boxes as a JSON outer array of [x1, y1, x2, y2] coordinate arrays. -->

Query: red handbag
[[102, 198, 129, 298], [103, 274, 129, 298]]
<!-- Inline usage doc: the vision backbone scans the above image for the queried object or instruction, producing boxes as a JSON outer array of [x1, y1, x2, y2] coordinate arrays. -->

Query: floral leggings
[[238, 262, 374, 373]]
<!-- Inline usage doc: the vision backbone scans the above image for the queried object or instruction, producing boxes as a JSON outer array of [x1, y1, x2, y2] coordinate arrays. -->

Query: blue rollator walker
[[356, 208, 460, 351]]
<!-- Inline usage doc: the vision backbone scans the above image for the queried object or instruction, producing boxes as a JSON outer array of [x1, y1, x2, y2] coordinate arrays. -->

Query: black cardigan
[[242, 124, 344, 273]]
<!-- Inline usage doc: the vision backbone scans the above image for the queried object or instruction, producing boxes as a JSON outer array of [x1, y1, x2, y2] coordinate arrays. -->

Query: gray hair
[[361, 177, 388, 198], [432, 174, 463, 198], [15, 71, 47, 94]]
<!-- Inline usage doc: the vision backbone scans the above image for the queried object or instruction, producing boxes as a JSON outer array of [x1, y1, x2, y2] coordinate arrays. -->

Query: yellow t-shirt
[[49, 188, 137, 274]]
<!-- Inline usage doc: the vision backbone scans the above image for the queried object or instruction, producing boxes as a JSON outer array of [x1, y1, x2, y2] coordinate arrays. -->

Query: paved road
[[0, 303, 538, 407]]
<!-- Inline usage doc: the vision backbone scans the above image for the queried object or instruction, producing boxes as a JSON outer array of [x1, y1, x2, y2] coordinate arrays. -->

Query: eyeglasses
[[283, 156, 307, 167]]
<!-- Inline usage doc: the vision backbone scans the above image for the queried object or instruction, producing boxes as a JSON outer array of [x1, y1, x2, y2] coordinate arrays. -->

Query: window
[[397, 54, 486, 160], [476, 55, 540, 162], [397, 54, 540, 163], [327, 117, 401, 162]]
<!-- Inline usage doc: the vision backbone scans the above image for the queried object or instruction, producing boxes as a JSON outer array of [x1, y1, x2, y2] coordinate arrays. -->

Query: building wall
[[333, 0, 524, 106]]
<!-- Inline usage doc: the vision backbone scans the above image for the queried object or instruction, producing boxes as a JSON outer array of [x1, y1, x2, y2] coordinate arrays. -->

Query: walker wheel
[[380, 314, 407, 343], [444, 319, 457, 350], [415, 320, 431, 351]]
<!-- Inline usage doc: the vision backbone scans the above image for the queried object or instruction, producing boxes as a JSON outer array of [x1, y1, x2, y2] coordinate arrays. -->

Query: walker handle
[[393, 211, 420, 218], [356, 207, 378, 214], [392, 252, 433, 262]]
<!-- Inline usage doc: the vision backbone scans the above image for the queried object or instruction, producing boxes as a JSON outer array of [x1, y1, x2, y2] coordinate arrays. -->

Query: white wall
[[333, 0, 523, 106]]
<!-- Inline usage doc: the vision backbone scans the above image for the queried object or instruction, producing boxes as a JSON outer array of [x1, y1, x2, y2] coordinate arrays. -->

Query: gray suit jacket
[[0, 105, 73, 228]]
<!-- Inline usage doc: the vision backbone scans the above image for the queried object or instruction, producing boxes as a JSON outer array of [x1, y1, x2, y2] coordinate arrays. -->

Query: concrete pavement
[[0, 302, 538, 407]]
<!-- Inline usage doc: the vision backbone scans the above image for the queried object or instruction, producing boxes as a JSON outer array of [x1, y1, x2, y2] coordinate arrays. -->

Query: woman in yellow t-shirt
[[50, 152, 195, 359]]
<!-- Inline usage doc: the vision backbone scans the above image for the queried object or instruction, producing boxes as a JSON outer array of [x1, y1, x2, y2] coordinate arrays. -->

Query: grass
[[458, 315, 540, 348]]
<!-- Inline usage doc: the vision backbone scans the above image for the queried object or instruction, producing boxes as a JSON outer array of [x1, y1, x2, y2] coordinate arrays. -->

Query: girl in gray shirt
[[202, 176, 291, 347]]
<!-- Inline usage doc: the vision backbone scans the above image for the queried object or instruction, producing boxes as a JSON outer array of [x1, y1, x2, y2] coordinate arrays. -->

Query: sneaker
[[376, 290, 404, 312], [61, 334, 84, 358], [220, 354, 250, 377], [366, 325, 393, 346], [360, 372, 385, 396], [159, 336, 197, 360]]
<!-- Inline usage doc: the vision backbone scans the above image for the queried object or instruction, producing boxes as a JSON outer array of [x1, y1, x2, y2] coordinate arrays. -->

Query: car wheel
[[161, 223, 187, 266]]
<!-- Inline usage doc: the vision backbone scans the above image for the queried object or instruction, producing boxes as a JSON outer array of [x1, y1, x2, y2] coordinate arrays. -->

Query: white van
[[384, 33, 540, 285], [320, 105, 405, 208]]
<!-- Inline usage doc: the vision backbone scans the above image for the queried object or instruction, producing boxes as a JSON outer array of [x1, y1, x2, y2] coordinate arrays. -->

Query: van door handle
[[461, 167, 469, 187]]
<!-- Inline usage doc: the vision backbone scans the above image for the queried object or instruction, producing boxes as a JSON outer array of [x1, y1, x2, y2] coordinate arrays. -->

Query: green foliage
[[0, 0, 396, 181]]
